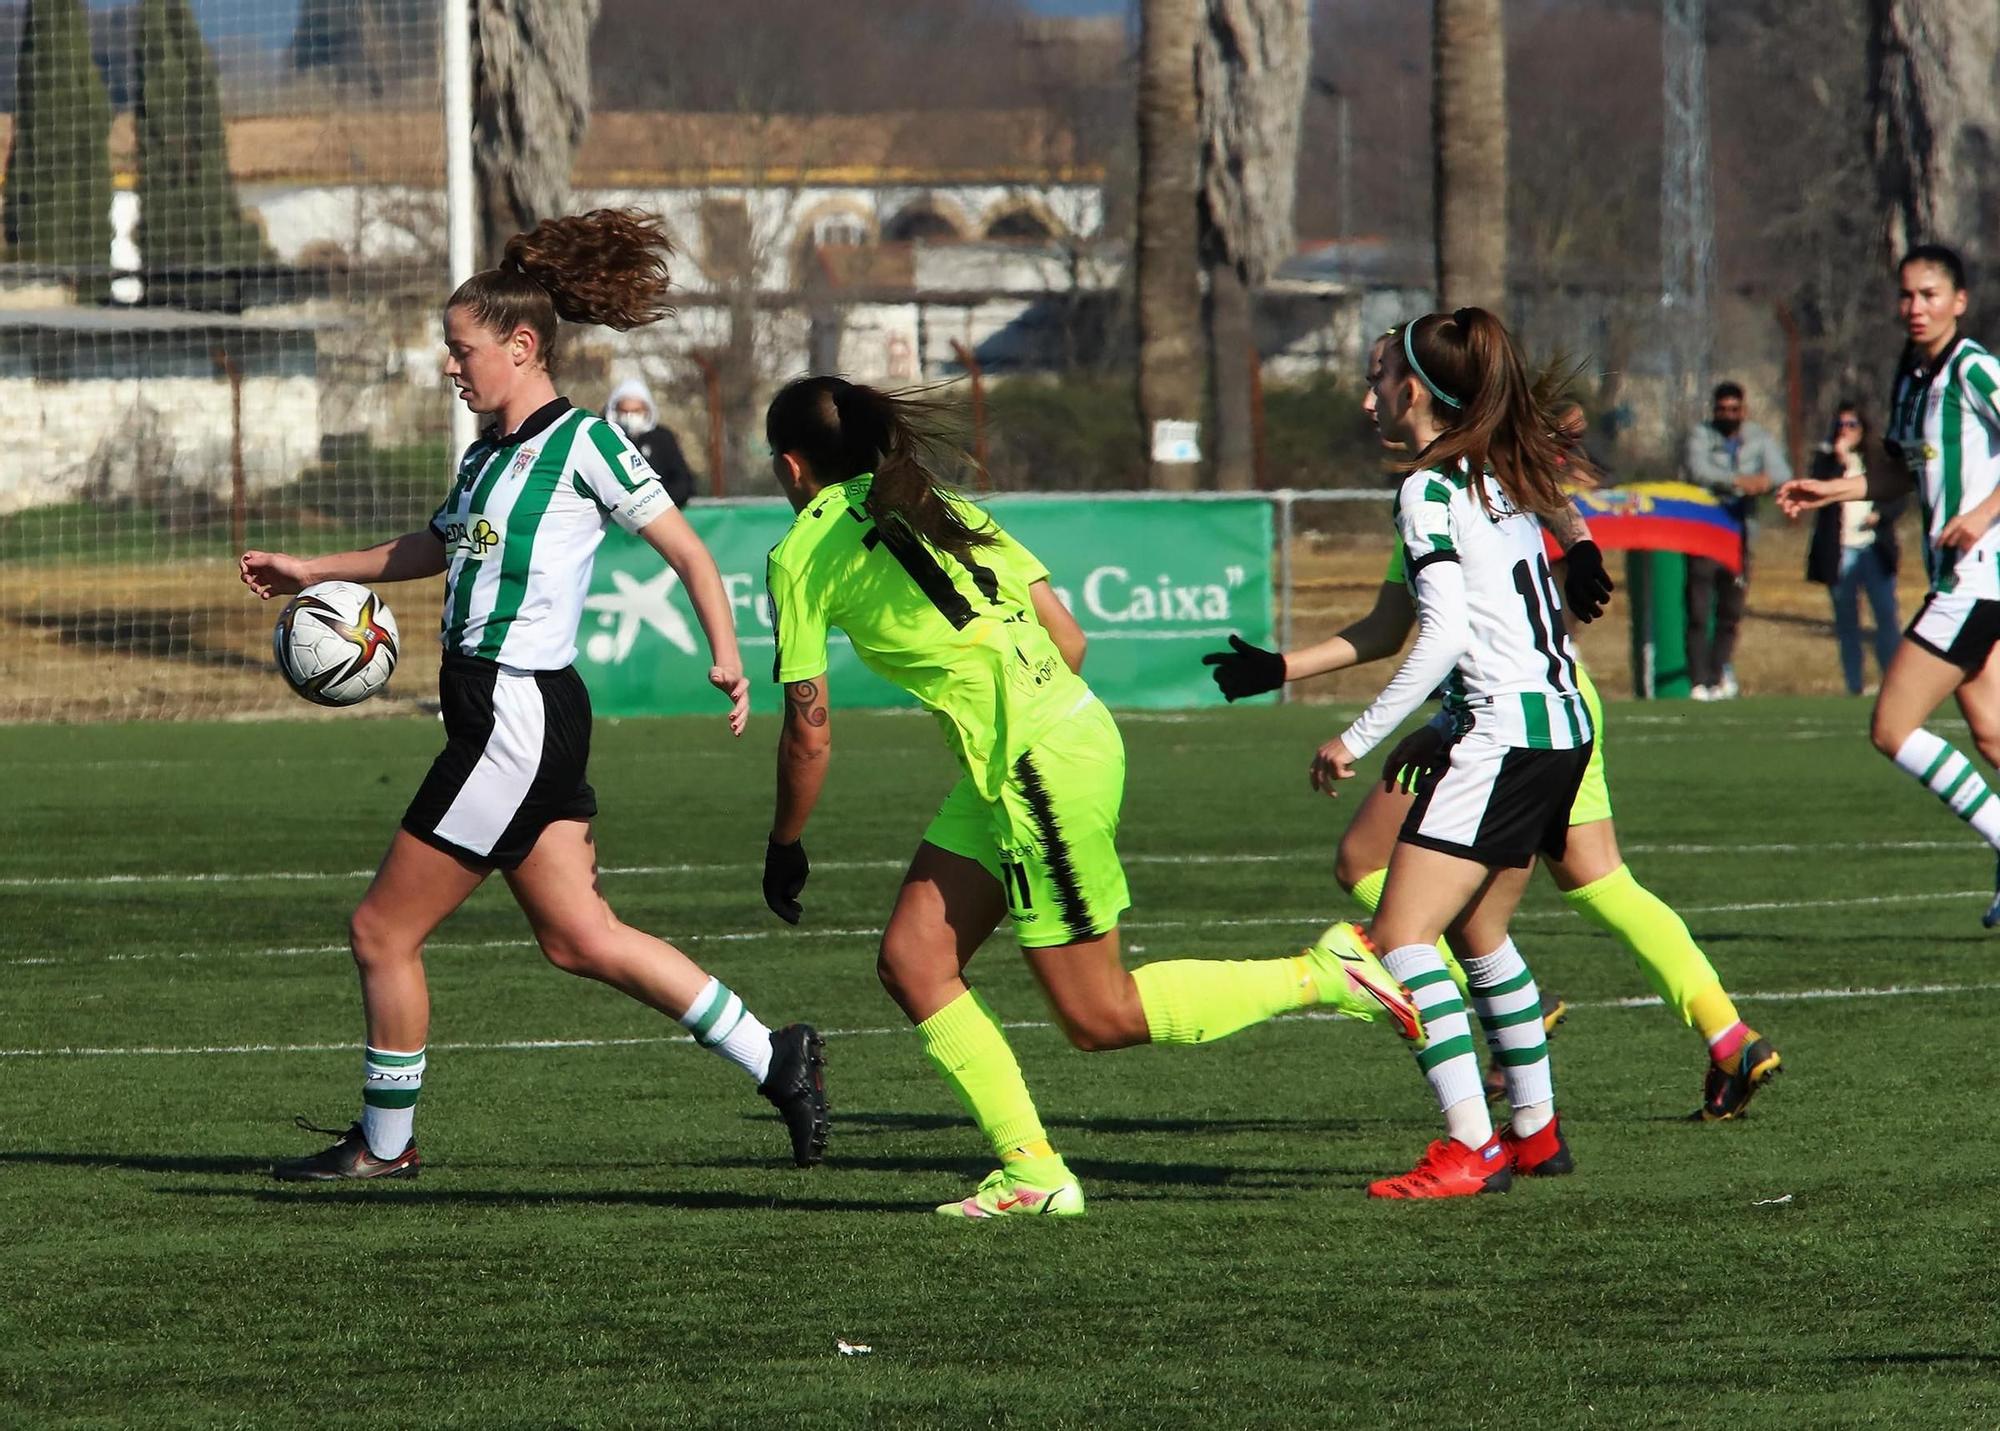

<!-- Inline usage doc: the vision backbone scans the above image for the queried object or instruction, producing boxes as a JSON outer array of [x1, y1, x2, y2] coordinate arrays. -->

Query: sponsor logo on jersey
[[626, 451, 648, 473], [441, 517, 500, 556]]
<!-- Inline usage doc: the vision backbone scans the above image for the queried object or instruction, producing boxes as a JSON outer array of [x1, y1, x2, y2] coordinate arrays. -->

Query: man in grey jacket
[[1682, 382, 1791, 699]]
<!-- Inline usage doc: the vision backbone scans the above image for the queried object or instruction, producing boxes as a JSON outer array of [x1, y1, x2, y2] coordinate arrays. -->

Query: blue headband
[[1403, 322, 1462, 410]]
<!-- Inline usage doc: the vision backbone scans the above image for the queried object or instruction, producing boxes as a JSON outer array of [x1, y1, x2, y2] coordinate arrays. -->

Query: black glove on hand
[[1562, 539, 1614, 623], [1200, 633, 1286, 701], [763, 838, 809, 924]]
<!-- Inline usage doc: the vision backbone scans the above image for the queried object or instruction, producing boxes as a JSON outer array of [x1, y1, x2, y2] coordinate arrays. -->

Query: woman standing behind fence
[[239, 209, 829, 1179], [1802, 402, 1902, 695], [756, 375, 1423, 1220]]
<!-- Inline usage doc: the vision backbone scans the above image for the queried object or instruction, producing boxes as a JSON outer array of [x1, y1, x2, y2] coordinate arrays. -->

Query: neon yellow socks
[[1561, 863, 1737, 1039], [1131, 957, 1313, 1044], [1349, 866, 1470, 997], [916, 989, 1054, 1162]]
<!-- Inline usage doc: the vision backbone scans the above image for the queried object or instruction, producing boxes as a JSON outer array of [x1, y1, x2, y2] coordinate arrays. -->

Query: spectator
[[605, 378, 699, 509], [1682, 381, 1791, 700], [1804, 402, 1901, 695]]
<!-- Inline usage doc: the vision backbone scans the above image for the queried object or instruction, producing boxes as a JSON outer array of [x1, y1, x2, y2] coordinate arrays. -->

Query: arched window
[[883, 204, 963, 243], [986, 207, 1055, 241]]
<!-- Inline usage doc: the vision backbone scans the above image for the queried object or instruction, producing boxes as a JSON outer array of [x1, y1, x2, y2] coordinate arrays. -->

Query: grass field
[[4, 699, 1998, 1428]]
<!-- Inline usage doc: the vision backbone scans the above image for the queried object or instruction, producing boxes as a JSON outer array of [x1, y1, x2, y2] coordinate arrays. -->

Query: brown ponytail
[[1393, 306, 1598, 517], [446, 208, 674, 374], [765, 376, 996, 561]]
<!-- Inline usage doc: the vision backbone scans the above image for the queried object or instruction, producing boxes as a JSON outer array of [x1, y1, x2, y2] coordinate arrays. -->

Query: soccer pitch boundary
[[6, 884, 1991, 971], [3, 978, 1995, 1061], [2, 836, 1986, 890]]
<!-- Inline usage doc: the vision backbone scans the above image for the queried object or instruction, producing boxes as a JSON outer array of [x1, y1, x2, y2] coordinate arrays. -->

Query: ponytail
[[766, 377, 996, 561], [1393, 307, 1597, 517], [446, 208, 674, 374]]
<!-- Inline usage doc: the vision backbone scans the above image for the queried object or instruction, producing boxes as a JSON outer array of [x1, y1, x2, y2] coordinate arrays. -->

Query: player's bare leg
[[272, 831, 483, 1181], [507, 820, 827, 1166]]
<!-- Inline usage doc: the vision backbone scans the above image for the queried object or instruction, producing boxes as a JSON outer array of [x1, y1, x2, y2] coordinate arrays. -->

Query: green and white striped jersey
[[1344, 463, 1590, 758], [429, 397, 674, 668], [1887, 335, 2000, 597]]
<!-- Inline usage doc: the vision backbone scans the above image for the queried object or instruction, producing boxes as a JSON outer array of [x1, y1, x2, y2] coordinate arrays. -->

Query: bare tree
[[470, 0, 601, 263], [1136, 0, 1205, 491], [1197, 0, 1309, 491], [1432, 0, 1507, 311], [1870, 0, 1999, 269]]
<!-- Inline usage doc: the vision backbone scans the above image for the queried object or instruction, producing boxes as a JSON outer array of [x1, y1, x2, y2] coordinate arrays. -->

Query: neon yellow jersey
[[767, 476, 1090, 800]]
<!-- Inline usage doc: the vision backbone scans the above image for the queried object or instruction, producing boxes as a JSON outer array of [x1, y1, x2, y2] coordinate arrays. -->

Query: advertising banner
[[578, 495, 1273, 716]]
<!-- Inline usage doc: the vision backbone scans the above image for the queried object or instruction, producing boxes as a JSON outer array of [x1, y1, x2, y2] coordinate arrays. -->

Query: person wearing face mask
[[1681, 382, 1791, 700], [604, 377, 699, 509]]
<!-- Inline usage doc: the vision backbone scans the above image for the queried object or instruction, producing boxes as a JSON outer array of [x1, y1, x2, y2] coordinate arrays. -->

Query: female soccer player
[[757, 376, 1421, 1220], [1296, 307, 1601, 1198], [239, 209, 828, 1180], [1779, 244, 2000, 927], [1208, 336, 1780, 1124]]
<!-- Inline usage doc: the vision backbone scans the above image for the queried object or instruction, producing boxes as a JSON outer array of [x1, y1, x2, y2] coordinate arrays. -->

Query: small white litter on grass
[[836, 1339, 873, 1356], [1751, 1194, 1795, 1206]]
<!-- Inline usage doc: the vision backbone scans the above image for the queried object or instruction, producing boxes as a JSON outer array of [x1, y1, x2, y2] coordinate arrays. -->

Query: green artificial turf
[[2, 699, 1996, 1427]]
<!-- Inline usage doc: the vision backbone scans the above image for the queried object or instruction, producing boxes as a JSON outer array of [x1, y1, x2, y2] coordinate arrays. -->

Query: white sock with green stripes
[[1893, 729, 2000, 846], [1381, 944, 1491, 1150], [361, 1046, 425, 1159], [678, 978, 774, 1084], [1461, 939, 1554, 1138]]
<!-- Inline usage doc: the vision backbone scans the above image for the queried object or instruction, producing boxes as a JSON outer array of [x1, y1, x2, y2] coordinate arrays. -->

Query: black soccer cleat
[[271, 1118, 421, 1182], [758, 1024, 829, 1167], [1692, 1034, 1782, 1122]]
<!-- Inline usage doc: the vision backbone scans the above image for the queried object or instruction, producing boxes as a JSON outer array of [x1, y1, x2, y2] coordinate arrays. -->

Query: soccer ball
[[273, 581, 400, 707]]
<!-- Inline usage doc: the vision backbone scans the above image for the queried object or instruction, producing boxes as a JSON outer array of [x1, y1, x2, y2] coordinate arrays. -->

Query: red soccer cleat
[[1366, 1135, 1513, 1199], [1499, 1116, 1575, 1177]]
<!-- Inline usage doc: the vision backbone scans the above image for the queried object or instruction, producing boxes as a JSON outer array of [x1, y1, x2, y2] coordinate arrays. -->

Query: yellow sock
[[916, 989, 1054, 1161], [1350, 866, 1468, 997], [1131, 957, 1312, 1044], [1562, 863, 1735, 1037]]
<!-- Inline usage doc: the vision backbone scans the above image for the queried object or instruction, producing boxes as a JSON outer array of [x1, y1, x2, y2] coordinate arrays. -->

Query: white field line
[[6, 886, 1991, 971], [4, 837, 1987, 892], [4, 979, 1996, 1060]]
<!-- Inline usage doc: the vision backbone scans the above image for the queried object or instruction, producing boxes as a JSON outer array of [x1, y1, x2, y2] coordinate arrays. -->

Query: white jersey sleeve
[[1340, 471, 1472, 759], [572, 416, 675, 534]]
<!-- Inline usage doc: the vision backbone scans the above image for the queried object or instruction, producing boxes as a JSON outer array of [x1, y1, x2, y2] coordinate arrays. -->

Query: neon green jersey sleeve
[[768, 551, 831, 683]]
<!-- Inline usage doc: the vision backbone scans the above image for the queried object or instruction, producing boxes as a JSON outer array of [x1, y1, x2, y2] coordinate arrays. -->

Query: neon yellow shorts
[[1568, 664, 1613, 827], [922, 697, 1132, 949]]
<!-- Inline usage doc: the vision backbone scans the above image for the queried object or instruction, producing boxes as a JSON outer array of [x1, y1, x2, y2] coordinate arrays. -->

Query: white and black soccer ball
[[273, 580, 400, 707]]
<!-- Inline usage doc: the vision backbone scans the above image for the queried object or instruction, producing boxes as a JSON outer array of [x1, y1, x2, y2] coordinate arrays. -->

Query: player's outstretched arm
[[1204, 581, 1416, 700], [767, 673, 830, 924], [639, 507, 748, 735], [238, 530, 446, 600], [1029, 580, 1086, 674], [1775, 474, 1867, 517]]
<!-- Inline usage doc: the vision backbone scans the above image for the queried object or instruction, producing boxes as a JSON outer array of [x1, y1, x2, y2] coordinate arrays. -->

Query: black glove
[[1382, 726, 1448, 794], [1200, 633, 1286, 701], [763, 838, 809, 924], [1562, 539, 1614, 623]]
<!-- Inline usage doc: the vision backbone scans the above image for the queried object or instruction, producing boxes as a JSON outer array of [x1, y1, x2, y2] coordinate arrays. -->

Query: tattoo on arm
[[1543, 503, 1586, 550], [786, 679, 828, 729]]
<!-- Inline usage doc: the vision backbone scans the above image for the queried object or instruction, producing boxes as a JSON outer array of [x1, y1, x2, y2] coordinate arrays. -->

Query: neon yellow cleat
[[1304, 922, 1425, 1042], [936, 1166, 1087, 1220]]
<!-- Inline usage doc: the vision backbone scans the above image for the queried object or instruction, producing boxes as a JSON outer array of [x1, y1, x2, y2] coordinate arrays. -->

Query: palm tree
[[1432, 0, 1507, 312], [1136, 0, 1205, 491], [470, 0, 602, 263], [1870, 0, 1999, 267], [1198, 0, 1310, 491]]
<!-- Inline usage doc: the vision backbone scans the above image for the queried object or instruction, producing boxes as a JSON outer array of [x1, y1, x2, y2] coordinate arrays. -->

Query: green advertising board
[[577, 496, 1274, 716]]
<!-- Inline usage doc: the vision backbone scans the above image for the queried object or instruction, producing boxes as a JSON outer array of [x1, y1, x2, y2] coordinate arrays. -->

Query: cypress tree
[[3, 0, 115, 301], [136, 0, 266, 307]]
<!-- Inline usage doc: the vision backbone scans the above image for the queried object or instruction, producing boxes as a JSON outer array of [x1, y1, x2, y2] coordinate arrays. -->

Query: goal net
[[1, 0, 450, 722]]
